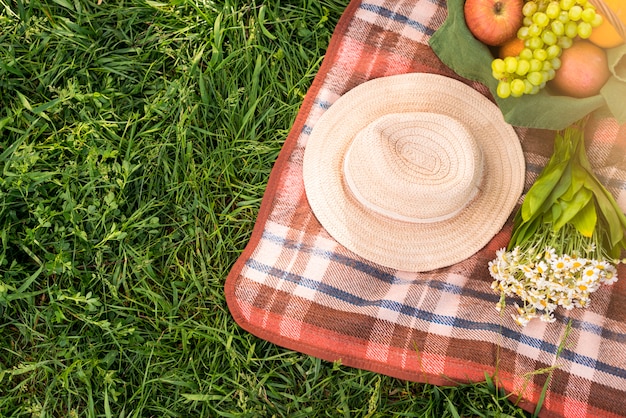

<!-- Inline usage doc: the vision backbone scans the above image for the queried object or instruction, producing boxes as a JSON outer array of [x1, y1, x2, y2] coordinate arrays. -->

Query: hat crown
[[343, 112, 483, 223]]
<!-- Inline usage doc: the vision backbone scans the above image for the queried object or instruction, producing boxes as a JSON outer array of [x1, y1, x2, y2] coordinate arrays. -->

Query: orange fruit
[[550, 40, 610, 98], [588, 0, 626, 49], [498, 36, 525, 58]]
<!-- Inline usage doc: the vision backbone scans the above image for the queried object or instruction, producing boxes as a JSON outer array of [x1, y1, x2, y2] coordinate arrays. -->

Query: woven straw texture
[[343, 112, 483, 222], [225, 1, 626, 417]]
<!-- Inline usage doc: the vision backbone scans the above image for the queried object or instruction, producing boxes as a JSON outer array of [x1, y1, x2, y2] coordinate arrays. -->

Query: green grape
[[559, 0, 575, 11], [528, 71, 544, 86], [542, 60, 553, 71], [524, 79, 535, 94], [546, 68, 556, 80], [526, 36, 544, 50], [510, 79, 526, 97], [528, 23, 542, 37], [545, 1, 561, 19], [590, 13, 603, 27], [577, 21, 592, 38], [557, 35, 573, 48], [504, 56, 518, 73], [523, 1, 539, 17], [568, 5, 583, 21], [551, 20, 565, 36], [546, 44, 561, 59], [557, 10, 570, 23], [533, 48, 548, 61], [533, 12, 550, 27], [497, 81, 512, 99], [520, 48, 534, 60], [581, 7, 596, 23], [529, 58, 543, 72], [492, 70, 506, 80], [550, 57, 562, 70], [565, 21, 578, 38], [517, 26, 530, 39], [516, 59, 531, 76], [542, 30, 558, 45], [491, 58, 506, 73]]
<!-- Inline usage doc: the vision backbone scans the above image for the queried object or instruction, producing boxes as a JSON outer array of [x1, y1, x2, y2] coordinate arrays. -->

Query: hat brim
[[302, 73, 525, 272]]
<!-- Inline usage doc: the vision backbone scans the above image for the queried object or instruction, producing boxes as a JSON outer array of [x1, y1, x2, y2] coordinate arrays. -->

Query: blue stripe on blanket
[[261, 230, 489, 294], [314, 98, 332, 110], [359, 3, 436, 36], [260, 231, 626, 343], [245, 256, 626, 379]]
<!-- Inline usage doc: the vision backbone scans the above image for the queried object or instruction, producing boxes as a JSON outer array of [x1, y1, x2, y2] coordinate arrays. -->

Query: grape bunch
[[492, 0, 603, 98]]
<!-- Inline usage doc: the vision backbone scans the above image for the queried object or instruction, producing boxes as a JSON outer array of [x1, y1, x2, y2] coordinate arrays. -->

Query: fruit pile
[[464, 0, 625, 99]]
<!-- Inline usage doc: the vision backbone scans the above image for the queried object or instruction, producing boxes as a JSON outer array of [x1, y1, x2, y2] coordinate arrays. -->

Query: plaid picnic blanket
[[224, 1, 626, 416]]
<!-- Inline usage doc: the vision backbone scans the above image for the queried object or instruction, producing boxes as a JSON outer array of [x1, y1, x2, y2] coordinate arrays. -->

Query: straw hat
[[302, 73, 525, 272]]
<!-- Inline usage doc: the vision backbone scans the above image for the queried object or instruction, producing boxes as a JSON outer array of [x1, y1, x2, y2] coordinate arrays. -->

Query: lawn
[[1, 0, 529, 416]]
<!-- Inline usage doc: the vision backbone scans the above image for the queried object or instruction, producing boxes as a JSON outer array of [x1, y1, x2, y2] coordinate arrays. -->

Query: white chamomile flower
[[513, 314, 531, 327], [540, 312, 556, 323], [495, 247, 507, 261], [602, 266, 618, 285], [592, 259, 608, 270], [543, 247, 556, 261], [550, 257, 568, 271], [489, 240, 619, 326], [570, 258, 585, 271], [535, 260, 549, 276], [488, 261, 499, 277]]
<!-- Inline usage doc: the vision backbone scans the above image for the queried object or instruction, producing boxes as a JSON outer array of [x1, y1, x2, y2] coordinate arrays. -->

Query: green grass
[[0, 0, 530, 416]]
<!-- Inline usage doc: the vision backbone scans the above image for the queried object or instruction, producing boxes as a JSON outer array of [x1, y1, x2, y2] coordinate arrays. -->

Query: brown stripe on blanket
[[303, 299, 378, 340]]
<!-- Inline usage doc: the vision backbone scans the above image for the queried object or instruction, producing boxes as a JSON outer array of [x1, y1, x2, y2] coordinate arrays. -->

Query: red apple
[[464, 0, 524, 46]]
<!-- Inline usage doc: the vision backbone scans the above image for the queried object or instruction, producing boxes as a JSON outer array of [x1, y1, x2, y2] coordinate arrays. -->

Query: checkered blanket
[[224, 1, 626, 416]]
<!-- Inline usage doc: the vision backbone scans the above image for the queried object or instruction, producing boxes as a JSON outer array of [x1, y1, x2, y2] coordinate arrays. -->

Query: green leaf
[[181, 394, 223, 402], [585, 173, 626, 248], [549, 203, 561, 223], [545, 162, 574, 207], [16, 91, 32, 111], [521, 160, 570, 221], [559, 163, 586, 201], [509, 216, 541, 250], [51, 0, 74, 10], [520, 131, 578, 222], [553, 186, 592, 231], [612, 237, 626, 258], [570, 199, 597, 237]]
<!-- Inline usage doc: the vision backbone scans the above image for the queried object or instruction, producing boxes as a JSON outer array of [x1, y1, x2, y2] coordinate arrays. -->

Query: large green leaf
[[509, 215, 541, 250], [570, 199, 597, 238], [585, 173, 626, 247], [521, 160, 570, 221], [550, 203, 561, 224], [553, 186, 593, 231], [559, 163, 586, 202]]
